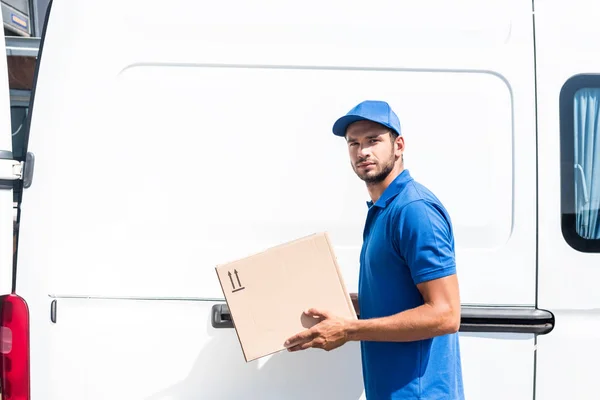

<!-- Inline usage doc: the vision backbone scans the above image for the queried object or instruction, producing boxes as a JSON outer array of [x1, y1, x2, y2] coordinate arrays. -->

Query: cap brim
[[332, 115, 369, 137]]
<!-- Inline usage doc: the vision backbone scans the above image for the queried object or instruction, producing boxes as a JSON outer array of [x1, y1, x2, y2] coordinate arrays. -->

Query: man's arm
[[347, 274, 460, 342], [285, 274, 459, 351]]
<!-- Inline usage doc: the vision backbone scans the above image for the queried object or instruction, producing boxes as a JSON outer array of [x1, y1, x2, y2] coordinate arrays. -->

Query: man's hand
[[284, 308, 353, 352]]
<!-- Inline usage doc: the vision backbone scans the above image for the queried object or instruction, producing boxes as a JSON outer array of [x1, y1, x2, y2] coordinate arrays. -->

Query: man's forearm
[[346, 302, 460, 342]]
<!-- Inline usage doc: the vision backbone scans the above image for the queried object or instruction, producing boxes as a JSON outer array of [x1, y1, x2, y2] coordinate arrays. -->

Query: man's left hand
[[284, 308, 352, 352]]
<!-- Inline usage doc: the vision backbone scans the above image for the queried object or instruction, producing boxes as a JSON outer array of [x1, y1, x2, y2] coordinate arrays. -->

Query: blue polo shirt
[[358, 169, 464, 400]]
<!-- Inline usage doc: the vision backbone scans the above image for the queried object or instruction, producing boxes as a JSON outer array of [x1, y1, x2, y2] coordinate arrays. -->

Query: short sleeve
[[395, 200, 456, 284]]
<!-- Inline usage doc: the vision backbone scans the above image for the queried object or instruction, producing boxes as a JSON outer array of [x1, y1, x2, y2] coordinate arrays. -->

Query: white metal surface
[[42, 298, 534, 400], [16, 0, 541, 399], [535, 1, 600, 398]]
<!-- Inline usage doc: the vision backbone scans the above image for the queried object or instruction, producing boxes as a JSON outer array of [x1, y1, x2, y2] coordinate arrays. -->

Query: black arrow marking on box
[[229, 270, 245, 293], [228, 271, 235, 289]]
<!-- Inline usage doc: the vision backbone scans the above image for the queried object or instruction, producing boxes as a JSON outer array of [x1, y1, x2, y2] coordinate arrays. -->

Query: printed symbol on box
[[228, 270, 245, 293]]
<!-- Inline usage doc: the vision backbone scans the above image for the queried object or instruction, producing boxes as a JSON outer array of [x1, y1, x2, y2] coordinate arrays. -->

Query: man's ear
[[395, 135, 405, 156]]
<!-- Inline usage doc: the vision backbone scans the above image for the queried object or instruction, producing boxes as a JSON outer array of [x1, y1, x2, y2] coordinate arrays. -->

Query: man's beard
[[353, 154, 395, 184]]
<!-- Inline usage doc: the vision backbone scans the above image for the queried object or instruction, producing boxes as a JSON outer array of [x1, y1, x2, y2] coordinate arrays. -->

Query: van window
[[560, 75, 600, 252], [11, 104, 28, 159]]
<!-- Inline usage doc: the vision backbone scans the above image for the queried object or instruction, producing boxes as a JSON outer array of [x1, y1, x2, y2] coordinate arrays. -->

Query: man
[[285, 100, 464, 399]]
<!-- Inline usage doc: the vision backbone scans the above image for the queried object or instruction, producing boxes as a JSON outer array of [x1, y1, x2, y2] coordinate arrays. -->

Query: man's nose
[[357, 144, 371, 158]]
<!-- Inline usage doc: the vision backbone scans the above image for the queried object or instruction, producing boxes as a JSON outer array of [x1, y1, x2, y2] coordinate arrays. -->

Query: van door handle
[[211, 303, 555, 335], [460, 306, 554, 335], [211, 304, 233, 328]]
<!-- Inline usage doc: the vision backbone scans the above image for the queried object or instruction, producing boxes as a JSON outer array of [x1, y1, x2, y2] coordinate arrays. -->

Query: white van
[[1, 0, 599, 398]]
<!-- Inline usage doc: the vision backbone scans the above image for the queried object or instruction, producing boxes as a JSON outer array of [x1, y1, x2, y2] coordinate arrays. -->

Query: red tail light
[[0, 294, 30, 400]]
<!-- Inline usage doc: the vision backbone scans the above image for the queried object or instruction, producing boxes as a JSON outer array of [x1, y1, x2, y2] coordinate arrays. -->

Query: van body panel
[[21, 0, 536, 302], [43, 298, 535, 400], [535, 1, 600, 398], [44, 65, 521, 303], [15, 0, 545, 398]]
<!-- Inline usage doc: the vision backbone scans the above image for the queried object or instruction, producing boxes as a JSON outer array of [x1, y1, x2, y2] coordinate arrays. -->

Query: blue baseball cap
[[332, 100, 401, 137]]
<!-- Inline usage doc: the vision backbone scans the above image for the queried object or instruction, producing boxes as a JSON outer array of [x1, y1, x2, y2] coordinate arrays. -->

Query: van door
[[16, 1, 547, 399], [1, 30, 35, 400], [535, 0, 600, 398]]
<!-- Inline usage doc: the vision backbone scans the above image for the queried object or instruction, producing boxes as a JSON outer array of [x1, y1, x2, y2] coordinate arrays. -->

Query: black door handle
[[210, 303, 555, 334], [211, 304, 234, 329], [460, 306, 554, 334]]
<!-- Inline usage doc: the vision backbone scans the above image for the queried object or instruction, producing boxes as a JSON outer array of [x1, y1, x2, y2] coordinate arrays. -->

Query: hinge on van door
[[0, 150, 34, 189]]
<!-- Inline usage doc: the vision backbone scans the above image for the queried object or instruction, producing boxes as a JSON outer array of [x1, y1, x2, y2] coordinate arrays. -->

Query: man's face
[[345, 120, 403, 184]]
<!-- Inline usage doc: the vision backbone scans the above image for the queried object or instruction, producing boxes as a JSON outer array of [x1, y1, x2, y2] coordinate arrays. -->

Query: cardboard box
[[215, 232, 357, 362]]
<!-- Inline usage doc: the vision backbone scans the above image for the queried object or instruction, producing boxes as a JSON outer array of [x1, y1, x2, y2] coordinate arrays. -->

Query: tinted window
[[560, 75, 600, 252]]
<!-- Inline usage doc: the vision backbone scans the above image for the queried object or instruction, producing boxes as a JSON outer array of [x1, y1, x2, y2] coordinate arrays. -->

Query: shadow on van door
[[146, 317, 365, 400]]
